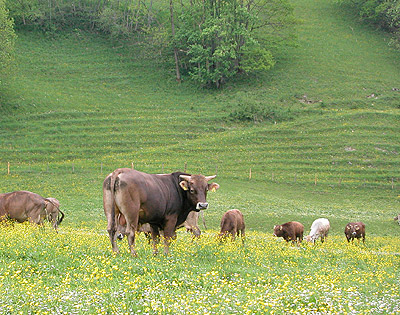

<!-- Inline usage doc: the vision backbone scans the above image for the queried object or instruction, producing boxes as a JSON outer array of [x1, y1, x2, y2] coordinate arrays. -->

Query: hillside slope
[[0, 0, 399, 187]]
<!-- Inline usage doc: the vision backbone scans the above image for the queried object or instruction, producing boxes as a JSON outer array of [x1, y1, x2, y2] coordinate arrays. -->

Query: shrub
[[229, 100, 294, 123]]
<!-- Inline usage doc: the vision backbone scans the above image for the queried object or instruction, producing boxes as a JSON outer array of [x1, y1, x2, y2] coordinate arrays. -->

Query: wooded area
[[1, 0, 400, 86], [2, 0, 296, 87]]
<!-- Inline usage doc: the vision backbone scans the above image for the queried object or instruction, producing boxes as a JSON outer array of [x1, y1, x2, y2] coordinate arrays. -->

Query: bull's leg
[[107, 227, 119, 254], [240, 228, 245, 244], [230, 229, 236, 241], [127, 230, 138, 257], [114, 189, 140, 256], [124, 213, 139, 257], [298, 232, 303, 244], [163, 216, 178, 255], [150, 225, 161, 255], [105, 211, 119, 254]]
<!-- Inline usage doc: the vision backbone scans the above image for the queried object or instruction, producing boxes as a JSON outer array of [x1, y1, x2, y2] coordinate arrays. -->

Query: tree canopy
[[0, 0, 16, 83]]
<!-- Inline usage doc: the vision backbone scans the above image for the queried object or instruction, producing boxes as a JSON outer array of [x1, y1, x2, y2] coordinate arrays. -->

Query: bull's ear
[[208, 182, 220, 192], [273, 225, 276, 229], [179, 181, 189, 191]]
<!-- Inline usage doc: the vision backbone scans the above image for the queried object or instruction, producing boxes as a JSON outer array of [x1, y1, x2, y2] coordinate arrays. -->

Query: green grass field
[[0, 0, 400, 313]]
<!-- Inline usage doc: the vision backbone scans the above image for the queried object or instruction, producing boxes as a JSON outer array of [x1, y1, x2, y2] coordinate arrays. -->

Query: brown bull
[[0, 191, 64, 230], [344, 222, 365, 243], [103, 168, 219, 256]]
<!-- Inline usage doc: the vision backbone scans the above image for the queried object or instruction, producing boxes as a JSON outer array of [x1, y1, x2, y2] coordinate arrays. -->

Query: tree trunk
[[134, 0, 141, 31], [169, 0, 181, 83]]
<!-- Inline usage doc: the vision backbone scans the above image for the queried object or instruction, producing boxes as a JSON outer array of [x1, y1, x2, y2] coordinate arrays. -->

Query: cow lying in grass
[[305, 218, 330, 243], [394, 214, 400, 225]]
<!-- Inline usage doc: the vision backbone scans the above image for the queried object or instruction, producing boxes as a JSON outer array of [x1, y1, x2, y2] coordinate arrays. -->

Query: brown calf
[[219, 209, 245, 242], [273, 221, 304, 244], [344, 222, 365, 243]]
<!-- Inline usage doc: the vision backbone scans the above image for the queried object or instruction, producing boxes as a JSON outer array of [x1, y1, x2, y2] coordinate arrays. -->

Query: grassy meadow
[[0, 223, 399, 314], [0, 0, 400, 313]]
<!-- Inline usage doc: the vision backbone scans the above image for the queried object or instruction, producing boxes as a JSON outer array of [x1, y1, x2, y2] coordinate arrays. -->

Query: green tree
[[0, 0, 16, 83], [172, 0, 294, 88]]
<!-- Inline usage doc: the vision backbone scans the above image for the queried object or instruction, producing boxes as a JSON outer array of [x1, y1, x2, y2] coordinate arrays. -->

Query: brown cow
[[219, 209, 245, 242], [344, 222, 365, 243], [0, 191, 64, 229], [273, 221, 304, 244], [103, 168, 219, 256], [103, 171, 205, 244], [44, 197, 64, 230], [394, 214, 400, 225]]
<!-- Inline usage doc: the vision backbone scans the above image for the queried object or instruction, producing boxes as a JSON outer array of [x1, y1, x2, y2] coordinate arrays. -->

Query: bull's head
[[45, 198, 65, 230], [273, 225, 283, 237], [179, 174, 219, 211], [346, 224, 359, 236]]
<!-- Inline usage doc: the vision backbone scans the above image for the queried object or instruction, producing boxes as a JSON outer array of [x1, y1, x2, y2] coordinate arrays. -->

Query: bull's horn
[[205, 175, 216, 181], [179, 175, 191, 181]]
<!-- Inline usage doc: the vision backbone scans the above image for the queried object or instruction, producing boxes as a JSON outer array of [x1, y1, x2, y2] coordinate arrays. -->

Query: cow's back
[[221, 209, 244, 231], [284, 221, 304, 237], [0, 191, 45, 222]]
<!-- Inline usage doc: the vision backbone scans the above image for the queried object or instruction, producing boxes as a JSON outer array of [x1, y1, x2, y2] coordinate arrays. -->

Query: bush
[[229, 99, 294, 123], [338, 0, 400, 47]]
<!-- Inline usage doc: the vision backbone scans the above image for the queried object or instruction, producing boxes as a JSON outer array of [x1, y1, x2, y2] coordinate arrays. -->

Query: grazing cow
[[0, 191, 64, 229], [43, 197, 64, 230], [218, 209, 245, 242], [273, 221, 304, 244], [103, 168, 219, 256], [305, 218, 330, 243], [394, 214, 400, 225], [344, 222, 366, 243]]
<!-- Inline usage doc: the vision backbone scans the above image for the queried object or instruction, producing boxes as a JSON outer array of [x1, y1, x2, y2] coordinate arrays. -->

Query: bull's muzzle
[[352, 232, 357, 236], [196, 202, 209, 210]]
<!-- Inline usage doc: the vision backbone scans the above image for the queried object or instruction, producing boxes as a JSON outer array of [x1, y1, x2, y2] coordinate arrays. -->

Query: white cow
[[305, 218, 330, 243]]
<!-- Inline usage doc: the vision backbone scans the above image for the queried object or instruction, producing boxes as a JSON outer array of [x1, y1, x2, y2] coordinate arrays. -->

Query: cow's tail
[[44, 198, 65, 229], [109, 169, 125, 232]]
